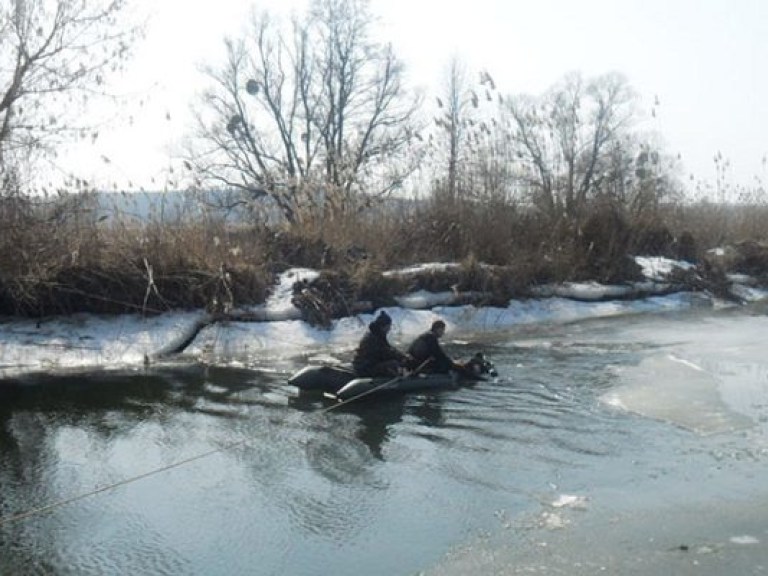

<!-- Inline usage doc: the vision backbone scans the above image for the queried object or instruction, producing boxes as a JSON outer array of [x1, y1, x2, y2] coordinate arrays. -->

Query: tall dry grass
[[0, 191, 271, 316], [1, 187, 767, 318]]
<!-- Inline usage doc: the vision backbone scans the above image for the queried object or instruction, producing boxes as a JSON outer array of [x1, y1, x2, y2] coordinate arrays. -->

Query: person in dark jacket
[[407, 319, 458, 374], [352, 311, 411, 377]]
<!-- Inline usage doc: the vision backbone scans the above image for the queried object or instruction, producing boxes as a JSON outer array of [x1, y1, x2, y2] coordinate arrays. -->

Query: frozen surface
[[603, 312, 768, 435], [0, 257, 764, 379]]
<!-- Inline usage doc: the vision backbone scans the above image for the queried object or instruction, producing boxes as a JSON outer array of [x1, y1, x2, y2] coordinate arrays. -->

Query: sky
[[59, 0, 768, 193]]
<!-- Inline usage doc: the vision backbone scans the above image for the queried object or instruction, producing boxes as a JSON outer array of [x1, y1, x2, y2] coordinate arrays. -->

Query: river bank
[[0, 255, 766, 382]]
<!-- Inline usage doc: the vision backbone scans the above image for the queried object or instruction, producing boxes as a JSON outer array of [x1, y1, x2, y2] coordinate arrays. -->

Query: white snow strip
[[0, 256, 762, 378]]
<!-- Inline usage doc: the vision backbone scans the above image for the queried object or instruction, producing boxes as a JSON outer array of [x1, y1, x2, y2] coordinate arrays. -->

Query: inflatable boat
[[288, 353, 497, 401]]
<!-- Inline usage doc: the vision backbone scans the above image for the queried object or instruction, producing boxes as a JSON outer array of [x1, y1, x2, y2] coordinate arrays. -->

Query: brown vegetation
[[2, 189, 767, 321], [1, 2, 767, 323], [0, 192, 270, 317]]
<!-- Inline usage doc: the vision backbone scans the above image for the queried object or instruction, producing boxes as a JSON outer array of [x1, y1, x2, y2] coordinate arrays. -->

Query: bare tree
[[505, 72, 637, 224], [430, 60, 518, 207], [0, 0, 139, 188], [437, 57, 472, 202], [597, 137, 683, 220], [189, 0, 422, 226]]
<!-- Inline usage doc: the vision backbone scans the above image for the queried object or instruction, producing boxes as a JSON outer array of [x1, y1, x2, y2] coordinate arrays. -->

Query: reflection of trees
[[0, 410, 61, 571], [0, 368, 455, 562], [0, 404, 24, 514], [0, 366, 260, 553]]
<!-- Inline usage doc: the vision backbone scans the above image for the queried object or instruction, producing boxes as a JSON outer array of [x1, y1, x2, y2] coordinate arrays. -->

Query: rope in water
[[0, 439, 253, 527], [319, 358, 434, 411], [0, 362, 431, 527]]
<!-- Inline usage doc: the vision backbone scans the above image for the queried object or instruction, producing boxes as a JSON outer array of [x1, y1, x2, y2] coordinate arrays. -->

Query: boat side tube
[[288, 365, 357, 394], [335, 373, 460, 401]]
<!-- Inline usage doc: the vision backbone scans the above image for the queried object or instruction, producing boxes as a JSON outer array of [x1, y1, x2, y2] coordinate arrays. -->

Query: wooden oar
[[328, 357, 434, 408]]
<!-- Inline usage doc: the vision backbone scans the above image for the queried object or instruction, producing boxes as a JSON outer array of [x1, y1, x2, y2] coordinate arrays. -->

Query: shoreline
[[0, 256, 765, 381], [0, 292, 707, 382]]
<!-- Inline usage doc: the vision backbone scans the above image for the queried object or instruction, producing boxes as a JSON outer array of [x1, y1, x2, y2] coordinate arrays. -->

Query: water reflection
[[4, 310, 767, 576], [335, 398, 405, 460], [0, 366, 261, 509], [290, 390, 449, 461]]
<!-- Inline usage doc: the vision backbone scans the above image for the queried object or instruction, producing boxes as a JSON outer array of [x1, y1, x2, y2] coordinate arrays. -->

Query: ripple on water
[[8, 311, 768, 576]]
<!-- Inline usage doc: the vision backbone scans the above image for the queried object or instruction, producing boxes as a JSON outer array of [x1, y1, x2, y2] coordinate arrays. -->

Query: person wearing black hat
[[407, 319, 459, 374], [352, 311, 411, 377]]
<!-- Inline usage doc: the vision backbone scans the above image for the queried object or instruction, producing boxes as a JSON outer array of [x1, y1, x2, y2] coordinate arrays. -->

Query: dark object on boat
[[288, 364, 358, 395], [459, 352, 498, 379], [288, 353, 497, 400]]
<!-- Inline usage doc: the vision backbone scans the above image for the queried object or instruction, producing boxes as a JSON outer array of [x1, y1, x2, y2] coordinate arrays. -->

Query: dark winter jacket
[[407, 331, 454, 373], [352, 328, 408, 376]]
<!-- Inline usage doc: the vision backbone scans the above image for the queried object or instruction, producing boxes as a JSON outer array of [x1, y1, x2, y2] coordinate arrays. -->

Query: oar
[[329, 357, 434, 408]]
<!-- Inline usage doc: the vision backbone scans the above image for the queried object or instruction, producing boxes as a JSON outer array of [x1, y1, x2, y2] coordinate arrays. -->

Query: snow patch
[[0, 257, 763, 378], [730, 535, 760, 545], [551, 494, 588, 509], [635, 256, 694, 280]]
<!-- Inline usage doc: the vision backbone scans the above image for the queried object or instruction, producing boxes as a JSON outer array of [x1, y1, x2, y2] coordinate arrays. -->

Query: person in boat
[[407, 319, 460, 374], [352, 311, 412, 377]]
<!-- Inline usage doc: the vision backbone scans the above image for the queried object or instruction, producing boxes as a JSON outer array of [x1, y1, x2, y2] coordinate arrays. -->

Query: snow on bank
[[0, 257, 764, 379], [635, 255, 695, 279], [0, 312, 206, 378]]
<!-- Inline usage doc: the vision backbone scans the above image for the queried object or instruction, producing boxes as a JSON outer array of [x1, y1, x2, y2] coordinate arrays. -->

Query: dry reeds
[[0, 191, 270, 316], [1, 186, 767, 319]]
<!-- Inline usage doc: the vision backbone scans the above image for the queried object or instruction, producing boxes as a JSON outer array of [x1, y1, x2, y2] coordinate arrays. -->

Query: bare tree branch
[[187, 0, 423, 227], [505, 72, 638, 223], [0, 0, 139, 183]]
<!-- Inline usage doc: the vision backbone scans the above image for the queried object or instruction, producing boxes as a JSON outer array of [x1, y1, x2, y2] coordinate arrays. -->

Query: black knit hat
[[376, 311, 392, 325], [370, 311, 392, 330]]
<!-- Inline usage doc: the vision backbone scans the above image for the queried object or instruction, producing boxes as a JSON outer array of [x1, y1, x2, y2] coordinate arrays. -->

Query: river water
[[2, 304, 768, 575]]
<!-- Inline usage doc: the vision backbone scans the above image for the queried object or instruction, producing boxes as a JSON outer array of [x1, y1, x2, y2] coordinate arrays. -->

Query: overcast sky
[[60, 0, 768, 193]]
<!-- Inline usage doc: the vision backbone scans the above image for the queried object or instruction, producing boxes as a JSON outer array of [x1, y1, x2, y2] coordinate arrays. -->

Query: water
[[2, 306, 768, 575]]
